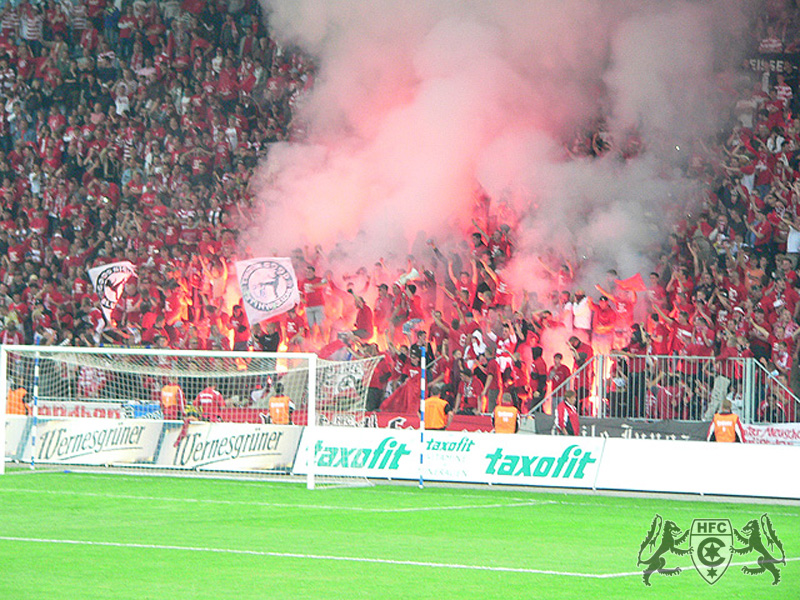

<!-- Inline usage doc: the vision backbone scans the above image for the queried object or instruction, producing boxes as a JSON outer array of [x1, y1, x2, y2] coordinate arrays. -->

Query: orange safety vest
[[424, 396, 449, 430], [161, 384, 183, 409], [7, 388, 27, 415], [269, 395, 292, 425], [493, 405, 519, 434], [711, 412, 741, 443]]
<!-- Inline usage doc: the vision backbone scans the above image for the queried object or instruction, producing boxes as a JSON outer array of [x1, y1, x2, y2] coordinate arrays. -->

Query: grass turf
[[0, 466, 797, 599]]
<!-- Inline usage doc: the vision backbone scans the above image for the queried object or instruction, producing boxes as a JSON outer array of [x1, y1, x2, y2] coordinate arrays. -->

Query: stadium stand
[[1, 0, 800, 425]]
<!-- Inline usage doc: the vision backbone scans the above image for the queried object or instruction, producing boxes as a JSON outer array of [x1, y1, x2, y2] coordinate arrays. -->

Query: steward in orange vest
[[268, 383, 295, 425], [707, 400, 746, 443], [493, 393, 519, 433], [160, 382, 185, 420], [7, 387, 28, 415], [423, 384, 452, 430]]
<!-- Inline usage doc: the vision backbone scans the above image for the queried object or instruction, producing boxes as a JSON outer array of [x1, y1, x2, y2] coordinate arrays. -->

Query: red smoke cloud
[[248, 0, 752, 290]]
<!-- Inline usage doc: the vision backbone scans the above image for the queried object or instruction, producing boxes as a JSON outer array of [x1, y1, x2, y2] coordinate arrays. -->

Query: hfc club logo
[[690, 519, 733, 584], [638, 514, 785, 586]]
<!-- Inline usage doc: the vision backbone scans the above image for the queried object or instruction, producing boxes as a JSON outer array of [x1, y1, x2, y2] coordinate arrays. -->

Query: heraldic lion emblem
[[637, 514, 692, 586], [731, 514, 786, 585]]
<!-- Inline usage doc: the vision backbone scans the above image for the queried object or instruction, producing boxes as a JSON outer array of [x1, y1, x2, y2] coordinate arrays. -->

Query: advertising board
[[156, 422, 302, 471]]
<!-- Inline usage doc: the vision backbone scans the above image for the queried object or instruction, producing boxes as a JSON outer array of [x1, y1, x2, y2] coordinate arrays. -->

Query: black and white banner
[[235, 257, 300, 325], [88, 260, 137, 323], [535, 415, 709, 442]]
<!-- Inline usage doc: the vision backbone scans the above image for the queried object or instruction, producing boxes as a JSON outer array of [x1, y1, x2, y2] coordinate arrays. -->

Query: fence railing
[[535, 354, 800, 425]]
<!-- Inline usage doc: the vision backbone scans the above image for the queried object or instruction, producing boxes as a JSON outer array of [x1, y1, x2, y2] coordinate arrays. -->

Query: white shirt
[[572, 296, 592, 330]]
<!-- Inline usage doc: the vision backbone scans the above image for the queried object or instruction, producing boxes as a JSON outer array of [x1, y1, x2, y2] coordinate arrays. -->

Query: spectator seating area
[[0, 0, 799, 423]]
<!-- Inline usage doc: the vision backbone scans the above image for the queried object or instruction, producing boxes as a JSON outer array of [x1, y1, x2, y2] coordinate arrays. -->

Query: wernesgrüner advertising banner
[[157, 422, 302, 471], [23, 418, 162, 464]]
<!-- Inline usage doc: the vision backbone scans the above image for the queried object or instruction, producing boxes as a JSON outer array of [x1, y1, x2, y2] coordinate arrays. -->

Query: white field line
[[0, 487, 550, 513], [1, 486, 799, 517], [0, 536, 797, 579], [1, 485, 799, 517], [8, 469, 800, 513], [596, 556, 800, 579]]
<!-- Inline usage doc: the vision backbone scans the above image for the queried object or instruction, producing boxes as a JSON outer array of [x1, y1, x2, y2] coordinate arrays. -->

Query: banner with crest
[[88, 260, 137, 323], [235, 257, 300, 325]]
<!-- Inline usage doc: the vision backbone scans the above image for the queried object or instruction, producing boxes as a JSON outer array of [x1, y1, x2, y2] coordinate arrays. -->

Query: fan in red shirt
[[647, 313, 671, 355], [548, 353, 571, 409], [646, 376, 681, 420], [351, 294, 373, 341], [717, 335, 754, 381], [556, 391, 580, 435], [299, 264, 326, 340], [761, 277, 799, 321], [365, 344, 391, 411], [281, 305, 307, 351], [194, 382, 225, 422], [473, 352, 502, 413], [589, 295, 617, 356], [747, 209, 773, 252], [528, 346, 548, 410], [455, 368, 482, 415]]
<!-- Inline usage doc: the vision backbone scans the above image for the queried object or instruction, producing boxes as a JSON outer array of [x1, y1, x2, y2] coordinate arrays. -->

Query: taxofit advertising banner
[[293, 429, 605, 488]]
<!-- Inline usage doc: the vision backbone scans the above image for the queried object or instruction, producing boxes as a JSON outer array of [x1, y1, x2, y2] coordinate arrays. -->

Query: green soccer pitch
[[0, 467, 797, 599]]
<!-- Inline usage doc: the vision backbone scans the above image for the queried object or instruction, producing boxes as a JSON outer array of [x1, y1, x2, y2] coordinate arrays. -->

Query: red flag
[[615, 273, 647, 292]]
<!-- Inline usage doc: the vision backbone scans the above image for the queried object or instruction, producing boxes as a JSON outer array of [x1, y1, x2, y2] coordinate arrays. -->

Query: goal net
[[1, 345, 381, 488]]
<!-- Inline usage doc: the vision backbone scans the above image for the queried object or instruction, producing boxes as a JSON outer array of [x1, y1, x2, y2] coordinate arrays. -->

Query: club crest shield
[[690, 519, 733, 585]]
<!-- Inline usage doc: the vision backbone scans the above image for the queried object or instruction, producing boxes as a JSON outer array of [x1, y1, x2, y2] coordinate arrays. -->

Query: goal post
[[1, 345, 380, 487], [0, 345, 7, 476]]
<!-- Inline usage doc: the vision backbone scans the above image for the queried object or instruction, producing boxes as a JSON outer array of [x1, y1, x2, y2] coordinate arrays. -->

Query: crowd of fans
[[1, 0, 799, 424], [0, 0, 313, 348]]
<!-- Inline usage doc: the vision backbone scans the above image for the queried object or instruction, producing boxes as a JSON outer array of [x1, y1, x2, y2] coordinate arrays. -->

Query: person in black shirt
[[254, 321, 281, 352]]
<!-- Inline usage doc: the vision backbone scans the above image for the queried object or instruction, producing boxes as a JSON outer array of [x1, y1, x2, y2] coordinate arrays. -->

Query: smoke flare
[[250, 0, 752, 288]]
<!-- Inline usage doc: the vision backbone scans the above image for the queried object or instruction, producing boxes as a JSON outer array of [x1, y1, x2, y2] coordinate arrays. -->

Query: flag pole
[[419, 346, 426, 489]]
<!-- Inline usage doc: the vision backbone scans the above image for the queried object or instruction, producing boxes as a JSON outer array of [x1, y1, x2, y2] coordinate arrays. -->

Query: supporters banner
[[535, 415, 709, 441], [156, 422, 302, 471], [37, 400, 127, 420], [235, 257, 300, 325], [285, 409, 493, 430], [35, 400, 163, 420], [744, 53, 800, 74], [742, 423, 800, 446], [88, 260, 137, 323]]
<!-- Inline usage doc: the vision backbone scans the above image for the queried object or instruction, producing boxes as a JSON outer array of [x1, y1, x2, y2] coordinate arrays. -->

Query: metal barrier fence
[[537, 354, 800, 424]]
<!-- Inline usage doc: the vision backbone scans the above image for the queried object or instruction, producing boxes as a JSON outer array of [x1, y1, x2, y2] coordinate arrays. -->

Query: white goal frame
[[0, 345, 361, 489]]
